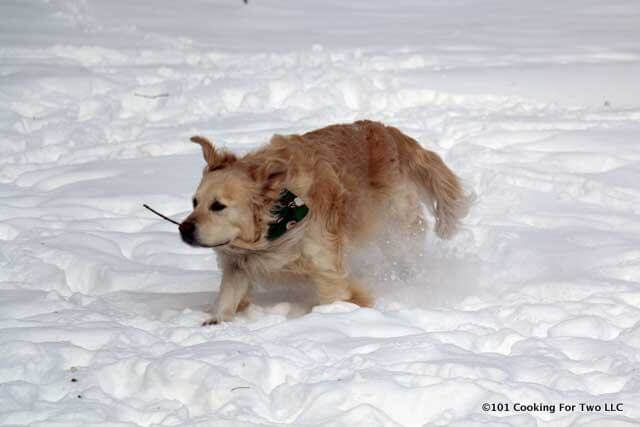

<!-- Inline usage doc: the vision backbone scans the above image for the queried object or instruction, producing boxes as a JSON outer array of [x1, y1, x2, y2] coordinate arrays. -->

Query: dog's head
[[179, 136, 285, 249]]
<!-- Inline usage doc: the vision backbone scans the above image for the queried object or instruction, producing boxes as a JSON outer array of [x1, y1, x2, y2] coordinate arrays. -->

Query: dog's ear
[[191, 136, 215, 164], [249, 159, 287, 192], [190, 136, 236, 171]]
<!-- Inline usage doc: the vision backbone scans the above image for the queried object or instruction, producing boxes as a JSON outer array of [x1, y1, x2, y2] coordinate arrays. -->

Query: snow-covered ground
[[2, 1, 640, 425]]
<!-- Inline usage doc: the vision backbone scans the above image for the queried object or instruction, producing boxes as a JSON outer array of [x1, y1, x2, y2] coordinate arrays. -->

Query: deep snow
[[1, 0, 640, 426]]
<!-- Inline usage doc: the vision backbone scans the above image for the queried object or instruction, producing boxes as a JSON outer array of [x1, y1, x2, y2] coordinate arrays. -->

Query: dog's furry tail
[[391, 126, 472, 239]]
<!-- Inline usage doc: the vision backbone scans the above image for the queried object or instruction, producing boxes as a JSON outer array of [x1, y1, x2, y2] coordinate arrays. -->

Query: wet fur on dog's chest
[[218, 228, 310, 280]]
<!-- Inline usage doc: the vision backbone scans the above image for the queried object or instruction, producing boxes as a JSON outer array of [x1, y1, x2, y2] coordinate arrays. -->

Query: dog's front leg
[[311, 270, 373, 308], [203, 263, 250, 326]]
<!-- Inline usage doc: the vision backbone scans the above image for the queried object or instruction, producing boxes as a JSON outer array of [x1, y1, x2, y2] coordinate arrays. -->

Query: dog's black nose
[[179, 221, 196, 245]]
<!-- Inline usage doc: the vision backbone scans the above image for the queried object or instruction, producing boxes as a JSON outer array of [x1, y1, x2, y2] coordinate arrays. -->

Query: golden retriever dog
[[180, 120, 470, 325]]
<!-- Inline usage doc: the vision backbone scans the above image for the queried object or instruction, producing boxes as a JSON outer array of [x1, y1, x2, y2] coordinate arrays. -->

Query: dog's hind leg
[[373, 183, 428, 277]]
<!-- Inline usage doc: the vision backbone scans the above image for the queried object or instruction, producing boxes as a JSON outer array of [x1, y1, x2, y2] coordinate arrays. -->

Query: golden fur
[[180, 120, 470, 324]]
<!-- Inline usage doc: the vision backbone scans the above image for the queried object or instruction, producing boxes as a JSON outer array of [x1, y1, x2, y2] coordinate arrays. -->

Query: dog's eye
[[192, 198, 198, 208], [210, 201, 226, 212]]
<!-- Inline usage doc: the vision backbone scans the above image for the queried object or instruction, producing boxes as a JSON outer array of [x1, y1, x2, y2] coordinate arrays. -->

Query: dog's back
[[300, 120, 469, 240]]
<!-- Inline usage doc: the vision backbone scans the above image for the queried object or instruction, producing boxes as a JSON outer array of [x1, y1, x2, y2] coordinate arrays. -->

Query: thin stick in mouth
[[143, 204, 180, 226]]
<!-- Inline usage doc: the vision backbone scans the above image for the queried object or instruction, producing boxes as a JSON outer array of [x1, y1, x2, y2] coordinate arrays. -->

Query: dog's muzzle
[[179, 220, 197, 245]]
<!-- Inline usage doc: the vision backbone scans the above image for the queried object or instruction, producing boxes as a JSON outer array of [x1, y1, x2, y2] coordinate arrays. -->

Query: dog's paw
[[202, 309, 234, 326], [202, 318, 219, 326]]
